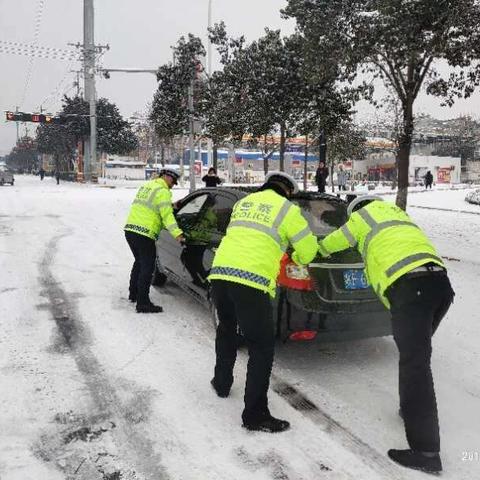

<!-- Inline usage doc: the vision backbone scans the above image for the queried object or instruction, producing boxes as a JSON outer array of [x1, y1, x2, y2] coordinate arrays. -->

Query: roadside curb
[[409, 205, 480, 215]]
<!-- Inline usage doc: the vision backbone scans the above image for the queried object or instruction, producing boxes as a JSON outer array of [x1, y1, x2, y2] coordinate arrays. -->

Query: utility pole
[[188, 81, 196, 193], [319, 129, 327, 164], [15, 106, 19, 143], [303, 135, 309, 191], [206, 0, 213, 167], [83, 0, 96, 181]]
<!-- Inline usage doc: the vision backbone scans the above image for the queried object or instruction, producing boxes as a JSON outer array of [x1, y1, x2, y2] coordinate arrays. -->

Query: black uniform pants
[[211, 280, 275, 424], [125, 231, 156, 306], [387, 271, 454, 452]]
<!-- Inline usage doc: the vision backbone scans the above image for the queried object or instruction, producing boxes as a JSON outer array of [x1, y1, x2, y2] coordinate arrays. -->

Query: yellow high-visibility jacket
[[208, 188, 318, 297], [124, 178, 182, 240], [318, 200, 444, 308]]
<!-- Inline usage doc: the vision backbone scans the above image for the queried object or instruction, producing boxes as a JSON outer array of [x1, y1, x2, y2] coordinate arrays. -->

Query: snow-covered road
[[1, 176, 479, 480]]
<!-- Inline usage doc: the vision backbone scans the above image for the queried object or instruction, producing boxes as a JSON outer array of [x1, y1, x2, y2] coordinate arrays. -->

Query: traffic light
[[5, 111, 30, 122], [5, 111, 65, 124]]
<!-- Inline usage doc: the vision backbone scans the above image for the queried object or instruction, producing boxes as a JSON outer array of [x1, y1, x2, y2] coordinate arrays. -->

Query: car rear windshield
[[293, 197, 347, 238]]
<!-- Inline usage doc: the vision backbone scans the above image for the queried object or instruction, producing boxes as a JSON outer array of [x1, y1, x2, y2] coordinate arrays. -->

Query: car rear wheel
[[276, 291, 291, 342]]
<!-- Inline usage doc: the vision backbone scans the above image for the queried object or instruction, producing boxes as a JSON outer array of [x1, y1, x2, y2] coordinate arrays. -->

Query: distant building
[[104, 155, 146, 180], [464, 159, 480, 182], [353, 154, 461, 184], [409, 155, 461, 184]]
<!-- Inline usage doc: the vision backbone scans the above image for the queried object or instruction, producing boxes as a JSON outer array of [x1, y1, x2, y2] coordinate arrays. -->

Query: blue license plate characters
[[343, 269, 368, 290]]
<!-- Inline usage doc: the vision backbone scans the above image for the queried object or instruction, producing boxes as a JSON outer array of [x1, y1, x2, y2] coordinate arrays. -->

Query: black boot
[[136, 303, 163, 313], [387, 449, 442, 474], [243, 415, 290, 433], [210, 378, 230, 398]]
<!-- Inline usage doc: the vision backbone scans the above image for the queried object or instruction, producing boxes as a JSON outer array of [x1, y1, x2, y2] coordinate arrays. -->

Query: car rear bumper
[[286, 288, 386, 315], [279, 289, 391, 342]]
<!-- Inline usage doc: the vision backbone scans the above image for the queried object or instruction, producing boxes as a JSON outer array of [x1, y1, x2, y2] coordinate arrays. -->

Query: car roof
[[192, 186, 348, 206]]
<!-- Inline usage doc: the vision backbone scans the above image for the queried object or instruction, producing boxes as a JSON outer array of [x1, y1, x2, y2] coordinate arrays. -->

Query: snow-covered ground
[[1, 175, 479, 480]]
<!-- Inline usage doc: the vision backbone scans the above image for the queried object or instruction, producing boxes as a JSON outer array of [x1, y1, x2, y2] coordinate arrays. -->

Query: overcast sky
[[1, 0, 480, 155]]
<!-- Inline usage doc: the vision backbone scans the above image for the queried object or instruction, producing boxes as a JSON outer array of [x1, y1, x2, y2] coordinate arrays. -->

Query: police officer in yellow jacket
[[124, 169, 184, 313], [208, 172, 318, 433], [318, 195, 454, 474]]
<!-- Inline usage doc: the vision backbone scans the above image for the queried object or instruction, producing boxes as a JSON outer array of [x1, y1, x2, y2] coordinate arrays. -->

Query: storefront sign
[[437, 167, 451, 183]]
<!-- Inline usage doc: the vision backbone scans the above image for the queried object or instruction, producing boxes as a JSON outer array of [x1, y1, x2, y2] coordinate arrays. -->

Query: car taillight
[[277, 254, 314, 291], [289, 330, 317, 341]]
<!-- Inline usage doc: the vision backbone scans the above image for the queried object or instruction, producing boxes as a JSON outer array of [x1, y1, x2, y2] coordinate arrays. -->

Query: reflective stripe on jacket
[[124, 178, 182, 240], [318, 200, 444, 308], [208, 188, 318, 297]]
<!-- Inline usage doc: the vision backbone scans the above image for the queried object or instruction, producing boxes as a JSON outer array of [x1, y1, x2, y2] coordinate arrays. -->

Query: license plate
[[343, 269, 368, 290]]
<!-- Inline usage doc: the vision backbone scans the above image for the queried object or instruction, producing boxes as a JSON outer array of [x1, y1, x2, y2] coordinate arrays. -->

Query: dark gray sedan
[[154, 187, 391, 342]]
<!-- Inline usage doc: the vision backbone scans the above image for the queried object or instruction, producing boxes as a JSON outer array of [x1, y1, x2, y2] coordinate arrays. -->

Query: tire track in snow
[[153, 280, 404, 479], [38, 230, 170, 480], [271, 376, 406, 480]]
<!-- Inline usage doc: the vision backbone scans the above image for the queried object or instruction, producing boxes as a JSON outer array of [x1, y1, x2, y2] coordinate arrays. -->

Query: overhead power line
[[0, 42, 78, 61], [0, 39, 76, 55]]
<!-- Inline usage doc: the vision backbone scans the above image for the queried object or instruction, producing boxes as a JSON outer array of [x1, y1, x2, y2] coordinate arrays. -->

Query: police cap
[[347, 194, 383, 217], [160, 168, 180, 184], [264, 171, 299, 195]]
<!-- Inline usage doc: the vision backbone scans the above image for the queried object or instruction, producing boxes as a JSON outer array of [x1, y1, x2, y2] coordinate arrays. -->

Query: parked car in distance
[[0, 165, 14, 186], [154, 187, 391, 342]]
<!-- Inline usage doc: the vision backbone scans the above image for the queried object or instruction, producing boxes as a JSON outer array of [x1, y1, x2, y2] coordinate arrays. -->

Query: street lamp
[[207, 0, 213, 168], [208, 0, 213, 76]]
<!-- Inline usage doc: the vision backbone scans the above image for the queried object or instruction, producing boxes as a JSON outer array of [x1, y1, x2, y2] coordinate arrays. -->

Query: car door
[[199, 191, 239, 275], [181, 191, 239, 292], [157, 192, 211, 280]]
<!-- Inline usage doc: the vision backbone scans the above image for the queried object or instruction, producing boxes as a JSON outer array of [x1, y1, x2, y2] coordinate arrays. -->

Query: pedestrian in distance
[[315, 161, 329, 193], [202, 167, 222, 188], [209, 171, 318, 433], [39, 167, 45, 181], [318, 195, 454, 474], [337, 165, 347, 191], [424, 170, 433, 189], [54, 169, 60, 185], [124, 168, 184, 313]]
